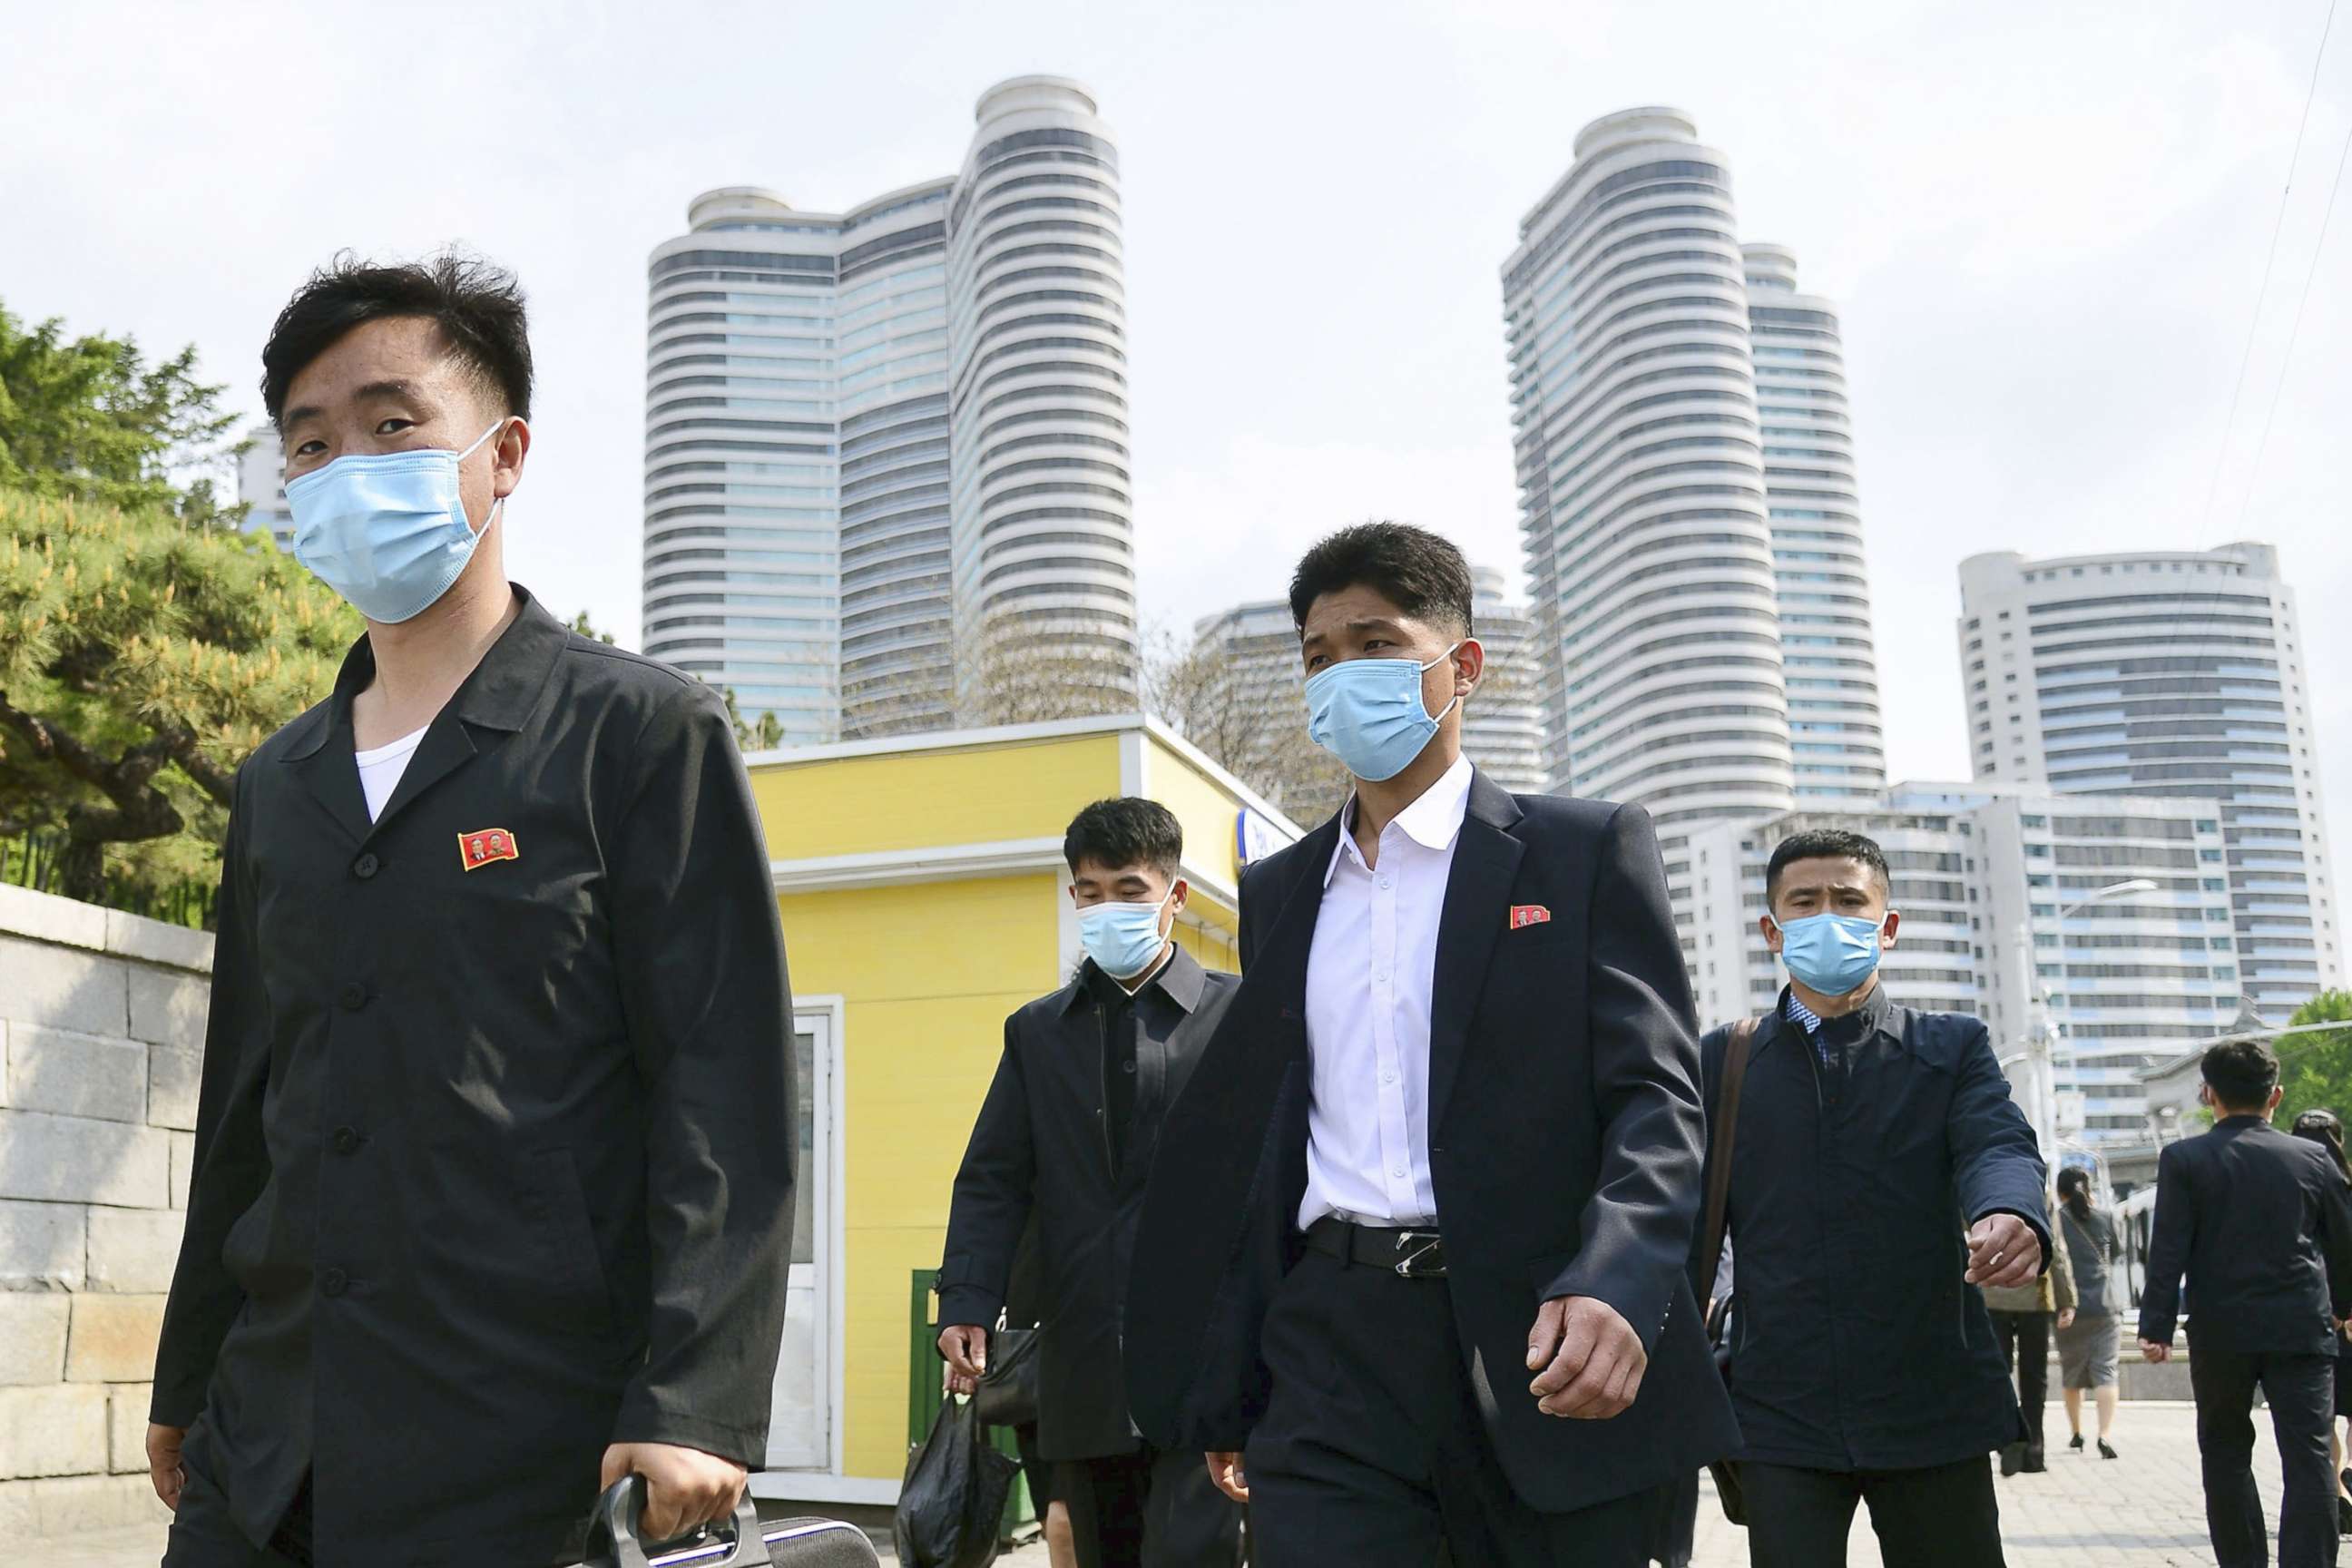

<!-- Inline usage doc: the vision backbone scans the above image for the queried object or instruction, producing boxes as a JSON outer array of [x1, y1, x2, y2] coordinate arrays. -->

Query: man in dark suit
[[1125, 524, 1737, 1567], [2141, 1038, 2352, 1568], [936, 799, 1245, 1568], [1696, 829, 2050, 1568], [148, 256, 796, 1567]]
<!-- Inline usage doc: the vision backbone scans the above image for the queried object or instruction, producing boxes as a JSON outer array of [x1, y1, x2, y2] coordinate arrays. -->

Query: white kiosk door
[[766, 1011, 832, 1470]]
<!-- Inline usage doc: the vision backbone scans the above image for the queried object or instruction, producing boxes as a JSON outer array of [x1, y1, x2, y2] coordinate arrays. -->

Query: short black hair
[[261, 251, 534, 425], [1764, 828, 1891, 906], [1288, 522, 1474, 639], [1063, 798, 1182, 878], [2202, 1037, 2280, 1111]]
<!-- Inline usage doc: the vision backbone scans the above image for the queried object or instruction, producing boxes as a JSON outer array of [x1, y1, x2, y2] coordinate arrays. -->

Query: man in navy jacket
[[1695, 828, 2047, 1568]]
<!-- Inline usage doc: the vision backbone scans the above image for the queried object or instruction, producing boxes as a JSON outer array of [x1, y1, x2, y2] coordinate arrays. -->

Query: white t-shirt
[[355, 725, 429, 822]]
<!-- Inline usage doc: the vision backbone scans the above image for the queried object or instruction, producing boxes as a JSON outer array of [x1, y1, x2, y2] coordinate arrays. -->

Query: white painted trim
[[771, 838, 1065, 892], [769, 996, 847, 1475], [747, 1473, 901, 1507], [743, 711, 1151, 769], [1118, 728, 1147, 796]]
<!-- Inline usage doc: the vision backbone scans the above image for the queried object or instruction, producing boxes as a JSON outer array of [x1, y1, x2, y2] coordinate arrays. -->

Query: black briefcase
[[572, 1476, 880, 1568]]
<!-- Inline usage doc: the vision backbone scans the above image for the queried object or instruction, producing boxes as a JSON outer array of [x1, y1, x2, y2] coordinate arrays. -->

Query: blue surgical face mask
[[287, 419, 508, 623], [1772, 912, 1886, 995], [1304, 644, 1462, 783], [1078, 885, 1177, 979]]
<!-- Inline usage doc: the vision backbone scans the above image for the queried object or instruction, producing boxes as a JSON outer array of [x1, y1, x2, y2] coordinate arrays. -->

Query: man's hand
[[1964, 1213, 2042, 1289], [1206, 1451, 1250, 1504], [2141, 1338, 2172, 1364], [146, 1424, 187, 1512], [938, 1324, 988, 1398], [2057, 1308, 2076, 1331], [1526, 1296, 1648, 1419], [600, 1443, 746, 1543]]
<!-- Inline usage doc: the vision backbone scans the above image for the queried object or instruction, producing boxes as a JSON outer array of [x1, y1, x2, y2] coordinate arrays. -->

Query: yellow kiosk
[[738, 713, 1302, 1503]]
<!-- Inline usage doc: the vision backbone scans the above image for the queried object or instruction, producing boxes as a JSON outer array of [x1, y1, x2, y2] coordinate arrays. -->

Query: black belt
[[1303, 1217, 1446, 1279]]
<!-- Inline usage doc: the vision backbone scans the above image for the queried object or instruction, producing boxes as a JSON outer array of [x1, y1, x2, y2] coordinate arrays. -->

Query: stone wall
[[0, 883, 211, 1537]]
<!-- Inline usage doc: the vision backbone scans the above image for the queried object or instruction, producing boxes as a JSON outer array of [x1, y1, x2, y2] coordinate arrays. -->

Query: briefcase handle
[[586, 1475, 766, 1568]]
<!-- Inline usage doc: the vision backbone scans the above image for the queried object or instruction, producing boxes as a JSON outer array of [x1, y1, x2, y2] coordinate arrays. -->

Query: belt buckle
[[1392, 1230, 1446, 1279]]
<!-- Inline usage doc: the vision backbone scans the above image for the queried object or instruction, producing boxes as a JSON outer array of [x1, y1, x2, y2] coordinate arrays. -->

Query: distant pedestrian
[[1693, 828, 2049, 1568], [937, 799, 1245, 1568], [2141, 1040, 2352, 1568], [2053, 1166, 2124, 1461], [1986, 1201, 2077, 1475], [2289, 1107, 2352, 1534]]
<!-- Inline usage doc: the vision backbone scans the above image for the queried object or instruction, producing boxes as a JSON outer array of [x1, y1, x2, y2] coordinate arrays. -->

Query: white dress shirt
[[1298, 753, 1475, 1229]]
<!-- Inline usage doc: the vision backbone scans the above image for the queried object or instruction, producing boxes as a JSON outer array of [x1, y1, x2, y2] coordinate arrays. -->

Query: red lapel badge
[[458, 828, 520, 872], [1509, 904, 1552, 930]]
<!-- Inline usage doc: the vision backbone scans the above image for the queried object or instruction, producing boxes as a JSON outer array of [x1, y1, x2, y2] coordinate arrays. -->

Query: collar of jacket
[[279, 583, 568, 762], [1757, 977, 1898, 1059], [1061, 943, 1210, 1016]]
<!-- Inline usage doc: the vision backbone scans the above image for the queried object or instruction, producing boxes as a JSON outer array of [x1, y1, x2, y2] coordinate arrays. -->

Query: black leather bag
[[972, 1323, 1041, 1429], [1695, 1015, 1761, 1527]]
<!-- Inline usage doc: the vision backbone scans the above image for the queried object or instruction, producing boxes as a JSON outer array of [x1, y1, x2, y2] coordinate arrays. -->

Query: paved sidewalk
[[34, 1406, 2288, 1565], [1688, 1401, 2261, 1566]]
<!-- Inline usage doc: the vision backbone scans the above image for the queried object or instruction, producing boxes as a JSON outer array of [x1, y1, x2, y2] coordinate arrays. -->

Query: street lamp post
[[2014, 877, 2160, 1161]]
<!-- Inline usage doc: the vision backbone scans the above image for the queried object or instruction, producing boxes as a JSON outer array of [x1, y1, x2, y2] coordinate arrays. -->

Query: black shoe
[[2069, 1433, 2085, 1453], [2023, 1448, 2048, 1475], [2341, 1466, 2351, 1494], [2337, 1495, 2350, 1536], [2100, 1440, 2119, 1460], [2000, 1442, 2025, 1477]]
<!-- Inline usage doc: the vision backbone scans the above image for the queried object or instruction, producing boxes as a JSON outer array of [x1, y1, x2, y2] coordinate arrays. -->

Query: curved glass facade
[[1744, 243, 1886, 805], [945, 78, 1138, 714], [1959, 544, 2345, 1020], [646, 79, 1136, 740]]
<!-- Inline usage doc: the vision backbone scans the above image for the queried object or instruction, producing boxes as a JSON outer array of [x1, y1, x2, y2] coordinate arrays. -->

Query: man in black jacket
[[1696, 828, 2048, 1568], [2140, 1038, 2352, 1568], [1125, 524, 1737, 1567], [148, 257, 797, 1567], [936, 799, 1244, 1568]]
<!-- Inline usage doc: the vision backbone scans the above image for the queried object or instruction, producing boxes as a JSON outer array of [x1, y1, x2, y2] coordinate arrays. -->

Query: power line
[[2236, 104, 2352, 526], [2198, 0, 2339, 530]]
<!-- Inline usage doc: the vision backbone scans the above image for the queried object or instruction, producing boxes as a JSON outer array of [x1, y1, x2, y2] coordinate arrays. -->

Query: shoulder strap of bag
[[1699, 1015, 1762, 1314]]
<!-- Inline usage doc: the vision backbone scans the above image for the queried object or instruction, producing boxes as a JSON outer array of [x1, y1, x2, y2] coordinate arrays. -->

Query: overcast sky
[[5, 0, 2348, 841]]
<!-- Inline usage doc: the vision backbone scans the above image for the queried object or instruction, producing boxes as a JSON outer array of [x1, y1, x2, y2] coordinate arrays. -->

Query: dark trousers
[[1243, 1250, 1661, 1567], [1989, 1309, 2051, 1460], [1741, 1456, 2005, 1568], [2190, 1343, 2339, 1568], [1059, 1445, 1242, 1568]]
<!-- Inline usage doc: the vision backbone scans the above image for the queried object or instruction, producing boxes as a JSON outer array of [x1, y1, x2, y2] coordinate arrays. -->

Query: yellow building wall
[[1145, 734, 1250, 893], [753, 725, 1268, 1484], [777, 874, 1064, 1483], [752, 734, 1121, 862]]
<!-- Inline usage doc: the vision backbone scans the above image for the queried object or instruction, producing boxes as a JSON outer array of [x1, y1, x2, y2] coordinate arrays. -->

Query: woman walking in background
[[2288, 1108, 2352, 1534], [2055, 1167, 2124, 1459]]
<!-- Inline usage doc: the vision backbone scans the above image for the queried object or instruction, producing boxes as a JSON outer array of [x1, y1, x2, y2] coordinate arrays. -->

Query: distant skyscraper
[[645, 75, 1132, 744], [1958, 544, 2345, 1019], [1466, 565, 1548, 795], [238, 426, 293, 549], [946, 78, 1137, 718], [1504, 106, 1805, 961], [1743, 243, 1884, 805]]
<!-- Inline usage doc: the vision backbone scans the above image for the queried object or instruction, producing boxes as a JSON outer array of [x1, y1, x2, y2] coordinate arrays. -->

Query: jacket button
[[321, 1268, 348, 1298], [338, 983, 367, 1012], [331, 1127, 360, 1155], [351, 853, 380, 880]]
